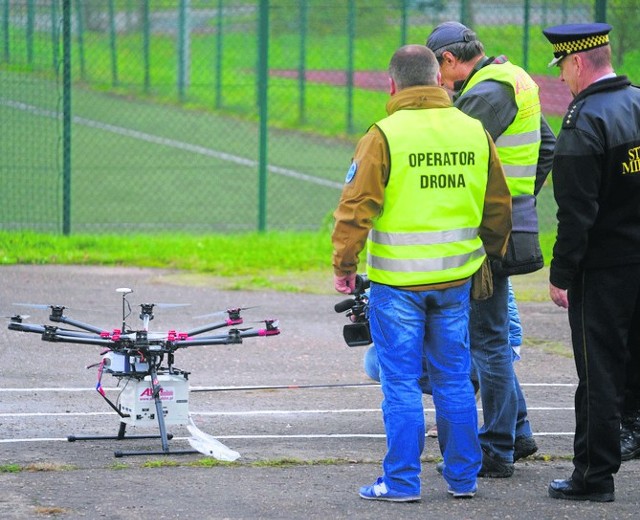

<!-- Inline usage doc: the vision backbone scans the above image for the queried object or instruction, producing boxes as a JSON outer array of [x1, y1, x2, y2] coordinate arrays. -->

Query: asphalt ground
[[1, 264, 639, 519]]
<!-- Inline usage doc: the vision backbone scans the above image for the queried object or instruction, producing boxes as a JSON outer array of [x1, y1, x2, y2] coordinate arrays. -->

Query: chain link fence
[[1, 0, 637, 234]]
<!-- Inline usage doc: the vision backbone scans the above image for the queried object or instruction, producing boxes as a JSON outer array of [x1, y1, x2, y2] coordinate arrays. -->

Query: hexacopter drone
[[7, 287, 280, 458]]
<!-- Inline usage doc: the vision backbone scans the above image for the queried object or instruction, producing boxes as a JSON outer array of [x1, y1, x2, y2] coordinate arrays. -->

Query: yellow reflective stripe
[[367, 245, 486, 273], [503, 163, 537, 178], [369, 227, 479, 247], [495, 128, 541, 148]]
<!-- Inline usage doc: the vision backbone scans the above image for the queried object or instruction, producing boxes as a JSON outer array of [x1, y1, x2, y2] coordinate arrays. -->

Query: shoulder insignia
[[562, 100, 585, 129]]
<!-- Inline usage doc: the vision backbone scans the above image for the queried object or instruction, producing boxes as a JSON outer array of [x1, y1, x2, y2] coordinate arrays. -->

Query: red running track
[[271, 69, 572, 117]]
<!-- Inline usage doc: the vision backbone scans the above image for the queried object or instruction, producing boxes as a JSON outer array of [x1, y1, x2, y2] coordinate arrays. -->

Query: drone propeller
[[192, 306, 257, 320], [250, 318, 280, 327], [151, 303, 191, 309], [2, 314, 31, 322], [12, 303, 65, 311], [11, 303, 90, 313]]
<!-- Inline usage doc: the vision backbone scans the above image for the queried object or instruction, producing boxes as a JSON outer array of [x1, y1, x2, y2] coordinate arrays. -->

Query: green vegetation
[[0, 229, 557, 296], [0, 464, 22, 473]]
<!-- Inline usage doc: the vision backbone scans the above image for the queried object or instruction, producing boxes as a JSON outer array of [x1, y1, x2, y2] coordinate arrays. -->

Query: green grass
[[0, 229, 557, 296]]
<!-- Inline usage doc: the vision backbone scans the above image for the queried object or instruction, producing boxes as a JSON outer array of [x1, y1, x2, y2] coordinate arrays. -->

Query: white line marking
[[0, 406, 574, 419], [0, 98, 344, 189], [0, 382, 577, 393], [0, 431, 575, 444]]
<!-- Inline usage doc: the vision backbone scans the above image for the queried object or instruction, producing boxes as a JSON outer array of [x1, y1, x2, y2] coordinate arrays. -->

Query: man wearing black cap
[[426, 21, 555, 478], [543, 22, 640, 502]]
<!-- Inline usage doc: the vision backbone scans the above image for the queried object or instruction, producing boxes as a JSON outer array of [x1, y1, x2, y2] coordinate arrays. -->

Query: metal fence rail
[[1, 0, 634, 234]]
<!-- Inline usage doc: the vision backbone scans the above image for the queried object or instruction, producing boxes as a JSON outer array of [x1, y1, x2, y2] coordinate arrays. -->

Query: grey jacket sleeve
[[535, 115, 556, 196]]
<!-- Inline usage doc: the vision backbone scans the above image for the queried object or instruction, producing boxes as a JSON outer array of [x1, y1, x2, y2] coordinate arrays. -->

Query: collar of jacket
[[452, 55, 506, 96], [573, 75, 631, 104], [385, 85, 452, 115]]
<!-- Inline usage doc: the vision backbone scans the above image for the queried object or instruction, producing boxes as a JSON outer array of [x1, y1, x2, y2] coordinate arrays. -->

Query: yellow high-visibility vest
[[369, 107, 490, 286], [460, 61, 541, 197]]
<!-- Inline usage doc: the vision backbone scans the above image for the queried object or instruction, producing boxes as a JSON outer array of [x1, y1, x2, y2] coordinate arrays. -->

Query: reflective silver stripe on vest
[[494, 128, 541, 148], [369, 227, 479, 246], [367, 246, 486, 273], [503, 163, 537, 178]]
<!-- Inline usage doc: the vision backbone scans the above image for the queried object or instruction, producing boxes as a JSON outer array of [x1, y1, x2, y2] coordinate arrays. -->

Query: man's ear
[[389, 77, 397, 95], [573, 54, 583, 75], [441, 50, 454, 66]]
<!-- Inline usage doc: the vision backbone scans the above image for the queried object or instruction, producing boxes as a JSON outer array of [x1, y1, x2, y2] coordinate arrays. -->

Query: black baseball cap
[[426, 21, 478, 54]]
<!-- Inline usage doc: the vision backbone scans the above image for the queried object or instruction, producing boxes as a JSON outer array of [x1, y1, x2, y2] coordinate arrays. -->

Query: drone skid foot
[[114, 448, 198, 458]]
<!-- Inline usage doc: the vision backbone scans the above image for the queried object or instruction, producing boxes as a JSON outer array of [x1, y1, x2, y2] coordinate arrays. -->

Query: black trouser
[[623, 310, 640, 415], [567, 264, 640, 492]]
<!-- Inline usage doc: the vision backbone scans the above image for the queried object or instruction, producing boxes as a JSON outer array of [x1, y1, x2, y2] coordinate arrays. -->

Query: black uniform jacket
[[550, 76, 640, 289]]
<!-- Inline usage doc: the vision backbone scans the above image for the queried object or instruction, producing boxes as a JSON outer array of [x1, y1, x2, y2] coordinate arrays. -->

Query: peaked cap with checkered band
[[543, 23, 612, 67]]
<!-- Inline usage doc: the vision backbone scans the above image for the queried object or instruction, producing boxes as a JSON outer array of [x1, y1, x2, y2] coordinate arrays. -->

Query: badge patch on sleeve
[[345, 161, 358, 183]]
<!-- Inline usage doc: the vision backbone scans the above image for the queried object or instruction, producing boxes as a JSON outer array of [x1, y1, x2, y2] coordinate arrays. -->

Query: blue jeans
[[369, 281, 480, 495], [470, 273, 521, 462]]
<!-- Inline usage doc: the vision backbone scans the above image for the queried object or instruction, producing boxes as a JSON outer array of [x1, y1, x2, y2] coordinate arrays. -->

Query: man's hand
[[334, 273, 357, 294], [549, 283, 569, 309]]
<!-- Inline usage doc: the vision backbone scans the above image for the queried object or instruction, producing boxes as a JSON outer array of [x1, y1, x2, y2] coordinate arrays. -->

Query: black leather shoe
[[620, 413, 640, 461], [548, 479, 614, 502]]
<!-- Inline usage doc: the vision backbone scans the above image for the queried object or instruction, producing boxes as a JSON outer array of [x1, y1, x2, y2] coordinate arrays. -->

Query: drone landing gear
[[67, 421, 172, 443], [113, 389, 197, 458], [69, 373, 198, 457]]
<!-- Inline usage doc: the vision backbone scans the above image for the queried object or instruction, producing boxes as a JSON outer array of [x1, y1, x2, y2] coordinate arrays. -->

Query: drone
[[334, 274, 372, 347], [7, 287, 280, 458]]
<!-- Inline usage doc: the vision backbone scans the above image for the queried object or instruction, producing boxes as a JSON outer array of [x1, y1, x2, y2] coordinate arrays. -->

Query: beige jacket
[[331, 85, 512, 290]]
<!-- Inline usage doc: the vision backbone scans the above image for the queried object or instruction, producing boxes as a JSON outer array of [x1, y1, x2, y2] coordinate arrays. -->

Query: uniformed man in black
[[544, 23, 640, 502]]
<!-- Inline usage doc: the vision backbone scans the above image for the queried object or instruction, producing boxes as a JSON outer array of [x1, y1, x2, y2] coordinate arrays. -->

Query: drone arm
[[184, 319, 241, 337], [172, 336, 243, 347], [41, 329, 115, 347], [8, 322, 46, 334], [237, 327, 281, 339], [50, 314, 106, 335]]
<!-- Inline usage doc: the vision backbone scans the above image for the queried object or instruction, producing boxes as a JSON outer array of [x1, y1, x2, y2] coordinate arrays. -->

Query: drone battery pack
[[102, 352, 149, 374], [118, 374, 189, 426]]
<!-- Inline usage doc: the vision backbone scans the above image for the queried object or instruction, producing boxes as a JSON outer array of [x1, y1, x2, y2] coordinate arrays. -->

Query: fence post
[[215, 0, 223, 108], [297, 0, 308, 124], [594, 0, 607, 22], [2, 0, 9, 62], [178, 0, 191, 103], [346, 0, 355, 134], [63, 0, 72, 235], [75, 0, 86, 80], [27, 0, 34, 65], [108, 0, 119, 86], [400, 0, 408, 46], [257, 0, 269, 232], [143, 0, 150, 93], [51, 0, 59, 70], [523, 0, 530, 70]]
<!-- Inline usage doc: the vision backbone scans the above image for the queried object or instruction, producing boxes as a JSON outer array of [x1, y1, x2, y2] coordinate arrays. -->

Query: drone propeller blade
[[191, 310, 226, 320], [154, 303, 191, 309], [12, 303, 56, 310], [192, 306, 258, 320]]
